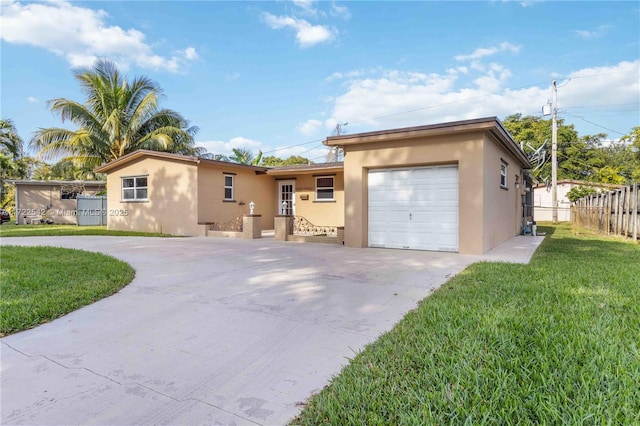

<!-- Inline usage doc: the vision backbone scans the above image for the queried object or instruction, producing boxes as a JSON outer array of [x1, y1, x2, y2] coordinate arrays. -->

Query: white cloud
[[225, 72, 240, 82], [182, 47, 199, 61], [0, 0, 197, 72], [330, 2, 351, 19], [291, 0, 322, 18], [263, 13, 335, 47], [559, 61, 639, 112], [574, 25, 611, 39], [321, 60, 639, 136], [326, 69, 369, 82], [196, 137, 263, 157], [455, 42, 521, 61], [26, 96, 39, 103], [297, 119, 323, 135]]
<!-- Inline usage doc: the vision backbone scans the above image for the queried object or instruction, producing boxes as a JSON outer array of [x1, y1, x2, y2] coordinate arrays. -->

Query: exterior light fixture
[[515, 174, 520, 189], [249, 201, 255, 214]]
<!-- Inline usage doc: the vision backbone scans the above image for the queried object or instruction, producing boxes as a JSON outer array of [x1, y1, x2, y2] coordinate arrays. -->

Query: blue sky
[[1, 0, 639, 162]]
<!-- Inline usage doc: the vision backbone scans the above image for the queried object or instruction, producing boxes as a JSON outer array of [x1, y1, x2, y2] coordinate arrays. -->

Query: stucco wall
[[342, 132, 486, 254], [482, 134, 525, 252], [197, 164, 276, 230], [105, 157, 202, 236], [14, 183, 104, 225], [273, 173, 344, 227]]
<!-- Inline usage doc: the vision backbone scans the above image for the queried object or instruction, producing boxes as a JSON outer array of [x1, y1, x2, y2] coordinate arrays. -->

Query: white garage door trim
[[368, 165, 459, 252]]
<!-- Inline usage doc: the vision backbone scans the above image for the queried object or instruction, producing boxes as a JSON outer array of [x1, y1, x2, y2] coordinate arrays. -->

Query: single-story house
[[95, 117, 532, 255], [94, 150, 344, 237], [9, 179, 106, 225], [533, 179, 623, 222]]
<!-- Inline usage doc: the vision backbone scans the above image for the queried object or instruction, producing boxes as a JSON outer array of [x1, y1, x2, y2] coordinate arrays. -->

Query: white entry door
[[368, 165, 458, 252], [278, 181, 296, 215]]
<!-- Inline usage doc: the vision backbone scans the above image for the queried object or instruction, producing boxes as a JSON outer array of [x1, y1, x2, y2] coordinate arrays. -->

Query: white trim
[[278, 180, 296, 215], [500, 161, 508, 188], [224, 174, 234, 200], [121, 175, 148, 202]]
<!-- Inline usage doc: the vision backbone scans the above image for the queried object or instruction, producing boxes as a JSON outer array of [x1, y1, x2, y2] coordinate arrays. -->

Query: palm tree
[[30, 59, 199, 169], [229, 148, 262, 165], [0, 118, 23, 160]]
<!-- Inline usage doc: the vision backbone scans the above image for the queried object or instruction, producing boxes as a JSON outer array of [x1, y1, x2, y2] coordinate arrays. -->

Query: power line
[[560, 111, 627, 136], [561, 70, 636, 80], [261, 137, 325, 155], [562, 102, 639, 109]]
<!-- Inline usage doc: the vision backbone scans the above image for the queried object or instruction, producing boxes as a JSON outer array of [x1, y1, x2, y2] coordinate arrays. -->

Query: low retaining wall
[[206, 230, 244, 238], [287, 235, 338, 244]]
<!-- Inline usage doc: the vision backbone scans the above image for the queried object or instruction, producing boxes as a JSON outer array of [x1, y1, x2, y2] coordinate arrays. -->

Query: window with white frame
[[315, 176, 334, 201], [122, 176, 148, 201], [224, 174, 234, 200], [500, 161, 508, 188]]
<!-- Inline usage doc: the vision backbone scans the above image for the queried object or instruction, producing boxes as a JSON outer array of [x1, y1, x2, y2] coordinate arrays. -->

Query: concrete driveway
[[1, 235, 543, 425]]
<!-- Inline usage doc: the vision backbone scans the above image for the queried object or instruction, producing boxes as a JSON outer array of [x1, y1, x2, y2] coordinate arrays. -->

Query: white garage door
[[368, 165, 458, 252]]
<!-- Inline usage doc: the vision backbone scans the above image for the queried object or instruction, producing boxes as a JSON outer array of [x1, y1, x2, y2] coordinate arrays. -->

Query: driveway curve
[[0, 235, 533, 425]]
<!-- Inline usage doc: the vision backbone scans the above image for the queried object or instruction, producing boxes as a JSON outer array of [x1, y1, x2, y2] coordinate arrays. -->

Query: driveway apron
[[0, 235, 539, 425]]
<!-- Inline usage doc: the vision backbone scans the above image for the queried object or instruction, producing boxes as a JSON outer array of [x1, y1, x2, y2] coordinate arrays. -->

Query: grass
[[292, 224, 640, 425], [0, 223, 169, 238], [0, 246, 135, 336]]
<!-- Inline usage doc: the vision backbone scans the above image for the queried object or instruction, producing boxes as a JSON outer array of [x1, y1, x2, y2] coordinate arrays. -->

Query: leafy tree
[[32, 159, 103, 181], [566, 185, 598, 203], [262, 155, 312, 167], [620, 126, 640, 181], [503, 114, 581, 181], [199, 152, 229, 162], [30, 59, 200, 169], [229, 148, 262, 165], [0, 119, 26, 214], [504, 114, 640, 184], [1, 119, 23, 160]]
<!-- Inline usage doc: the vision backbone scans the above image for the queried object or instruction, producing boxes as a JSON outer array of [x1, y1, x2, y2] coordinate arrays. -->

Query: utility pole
[[551, 80, 558, 224]]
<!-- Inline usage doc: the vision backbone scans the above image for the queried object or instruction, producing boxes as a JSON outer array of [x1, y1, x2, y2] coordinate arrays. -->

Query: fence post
[[607, 192, 614, 235], [633, 183, 638, 242]]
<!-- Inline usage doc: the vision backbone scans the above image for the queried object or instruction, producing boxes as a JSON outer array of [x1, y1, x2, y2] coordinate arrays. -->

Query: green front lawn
[[292, 224, 640, 424], [0, 246, 135, 335], [0, 223, 168, 238]]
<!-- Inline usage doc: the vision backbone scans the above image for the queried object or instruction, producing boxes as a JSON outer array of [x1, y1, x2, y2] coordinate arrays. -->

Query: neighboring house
[[533, 180, 623, 222], [95, 117, 532, 255], [9, 180, 106, 225]]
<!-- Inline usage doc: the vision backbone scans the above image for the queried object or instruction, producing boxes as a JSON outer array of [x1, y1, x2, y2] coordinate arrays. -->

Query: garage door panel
[[368, 165, 458, 252]]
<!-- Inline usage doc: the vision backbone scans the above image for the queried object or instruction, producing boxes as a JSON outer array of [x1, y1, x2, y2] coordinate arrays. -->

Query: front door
[[278, 181, 296, 215]]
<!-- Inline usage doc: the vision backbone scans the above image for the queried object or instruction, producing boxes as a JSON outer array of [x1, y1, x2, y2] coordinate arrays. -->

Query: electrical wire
[[261, 137, 325, 155], [560, 111, 627, 136]]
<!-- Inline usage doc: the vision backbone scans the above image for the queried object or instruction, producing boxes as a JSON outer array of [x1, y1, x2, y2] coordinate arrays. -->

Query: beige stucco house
[[9, 180, 106, 225], [95, 117, 531, 254], [533, 179, 622, 222], [94, 150, 344, 237]]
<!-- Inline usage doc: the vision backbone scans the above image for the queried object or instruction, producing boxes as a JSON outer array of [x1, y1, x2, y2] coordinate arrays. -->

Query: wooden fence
[[572, 183, 639, 242]]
